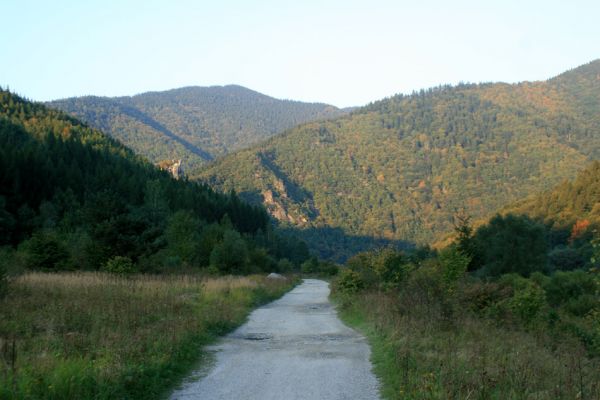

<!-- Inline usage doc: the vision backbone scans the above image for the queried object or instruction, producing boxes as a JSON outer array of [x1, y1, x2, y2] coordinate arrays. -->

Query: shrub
[[587, 309, 600, 355], [0, 262, 7, 298], [548, 246, 586, 271], [564, 294, 599, 317], [317, 261, 339, 276], [20, 231, 70, 270], [300, 257, 338, 276], [346, 252, 379, 288], [164, 210, 202, 265], [248, 247, 276, 273], [209, 230, 248, 274], [371, 248, 412, 288], [460, 280, 512, 313], [402, 258, 446, 307], [473, 214, 548, 277], [103, 256, 137, 275], [509, 279, 547, 324], [438, 246, 470, 288], [543, 270, 598, 308], [276, 258, 294, 273], [336, 269, 364, 294], [300, 257, 319, 274]]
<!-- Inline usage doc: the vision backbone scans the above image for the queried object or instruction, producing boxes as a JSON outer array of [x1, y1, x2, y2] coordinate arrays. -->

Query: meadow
[[0, 272, 294, 399], [333, 247, 600, 400], [337, 291, 599, 400]]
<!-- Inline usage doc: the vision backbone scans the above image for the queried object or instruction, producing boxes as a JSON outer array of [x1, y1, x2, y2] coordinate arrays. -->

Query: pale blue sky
[[1, 0, 598, 107]]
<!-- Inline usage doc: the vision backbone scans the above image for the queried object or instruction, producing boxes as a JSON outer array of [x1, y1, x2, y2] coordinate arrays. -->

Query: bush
[[548, 246, 586, 271], [20, 231, 70, 270], [473, 214, 548, 277], [164, 210, 202, 265], [540, 270, 600, 316], [587, 309, 600, 355], [438, 246, 470, 288], [0, 262, 7, 298], [564, 294, 599, 317], [300, 257, 319, 274], [209, 230, 248, 274], [248, 247, 276, 273], [300, 257, 338, 276], [346, 252, 379, 288], [371, 248, 412, 288], [103, 256, 137, 275], [319, 261, 339, 276], [346, 248, 413, 290], [402, 259, 447, 307], [543, 270, 598, 308], [509, 279, 547, 324], [460, 280, 512, 314], [336, 269, 364, 294], [276, 258, 294, 273]]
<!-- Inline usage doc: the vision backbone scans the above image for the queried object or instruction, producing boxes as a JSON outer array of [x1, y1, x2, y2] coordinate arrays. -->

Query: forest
[[48, 85, 344, 174], [0, 89, 310, 282], [199, 60, 600, 260]]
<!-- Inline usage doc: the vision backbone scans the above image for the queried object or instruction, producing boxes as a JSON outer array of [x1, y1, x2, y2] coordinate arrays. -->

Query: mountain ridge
[[198, 60, 600, 260], [47, 85, 346, 174]]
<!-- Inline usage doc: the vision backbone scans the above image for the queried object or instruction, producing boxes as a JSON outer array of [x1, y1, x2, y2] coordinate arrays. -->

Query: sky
[[1, 0, 599, 108]]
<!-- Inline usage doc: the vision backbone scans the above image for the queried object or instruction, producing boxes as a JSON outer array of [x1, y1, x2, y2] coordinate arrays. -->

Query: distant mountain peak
[[47, 86, 346, 174]]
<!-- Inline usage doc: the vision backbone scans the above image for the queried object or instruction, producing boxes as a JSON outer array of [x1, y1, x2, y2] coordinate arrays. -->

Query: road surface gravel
[[170, 279, 380, 399]]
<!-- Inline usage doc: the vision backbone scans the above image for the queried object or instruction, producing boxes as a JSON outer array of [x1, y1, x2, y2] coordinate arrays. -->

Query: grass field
[[335, 291, 600, 400], [0, 272, 295, 399]]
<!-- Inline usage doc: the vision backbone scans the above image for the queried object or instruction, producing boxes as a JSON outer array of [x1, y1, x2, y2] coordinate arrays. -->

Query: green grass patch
[[0, 272, 296, 399], [334, 292, 600, 400]]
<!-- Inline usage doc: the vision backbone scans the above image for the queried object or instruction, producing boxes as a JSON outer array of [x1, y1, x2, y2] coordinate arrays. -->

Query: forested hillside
[[48, 85, 345, 174], [0, 89, 309, 274], [199, 60, 600, 260], [502, 160, 600, 229]]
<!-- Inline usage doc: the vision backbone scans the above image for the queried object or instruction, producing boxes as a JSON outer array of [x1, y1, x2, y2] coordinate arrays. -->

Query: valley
[[1, 28, 599, 398]]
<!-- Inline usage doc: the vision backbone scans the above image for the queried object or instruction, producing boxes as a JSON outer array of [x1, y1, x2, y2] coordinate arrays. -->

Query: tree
[[438, 246, 470, 288], [0, 249, 8, 298], [473, 214, 548, 277], [143, 179, 169, 222], [20, 231, 69, 270], [209, 230, 248, 274], [453, 213, 478, 270], [0, 197, 15, 245], [198, 223, 225, 266], [301, 257, 319, 274], [164, 210, 202, 265]]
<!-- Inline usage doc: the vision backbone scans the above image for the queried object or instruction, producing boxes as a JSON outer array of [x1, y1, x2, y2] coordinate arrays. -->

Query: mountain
[[460, 160, 600, 274], [47, 85, 345, 174], [0, 89, 308, 272], [501, 160, 600, 230], [198, 60, 600, 260]]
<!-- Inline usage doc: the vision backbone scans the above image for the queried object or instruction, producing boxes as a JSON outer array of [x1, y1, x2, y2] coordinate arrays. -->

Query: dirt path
[[170, 279, 380, 399]]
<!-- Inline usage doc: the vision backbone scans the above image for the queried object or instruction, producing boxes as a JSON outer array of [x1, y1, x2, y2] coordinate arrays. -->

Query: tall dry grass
[[0, 272, 293, 399], [337, 291, 600, 400]]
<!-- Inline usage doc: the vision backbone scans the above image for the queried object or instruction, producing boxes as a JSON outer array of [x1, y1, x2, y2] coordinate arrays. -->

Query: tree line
[[0, 89, 309, 281]]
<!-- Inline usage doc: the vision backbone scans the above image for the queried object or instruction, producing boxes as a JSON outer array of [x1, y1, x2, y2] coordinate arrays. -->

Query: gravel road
[[170, 279, 380, 400]]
